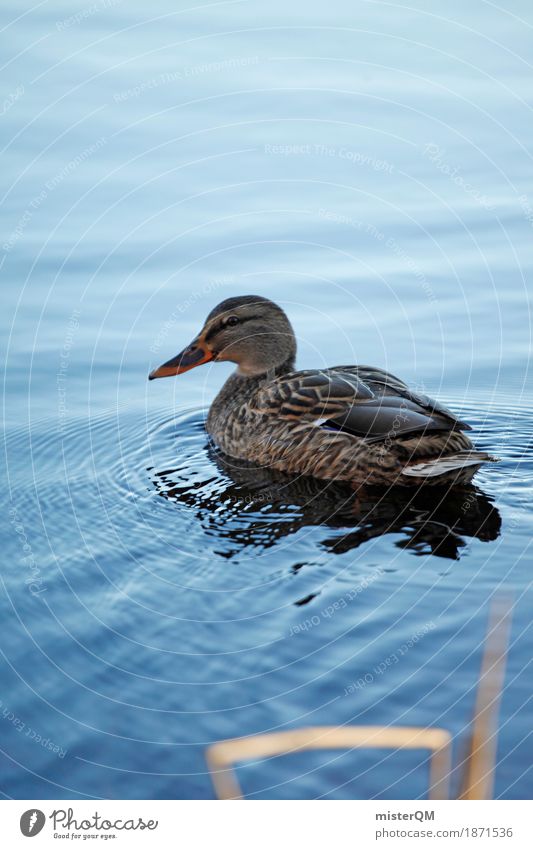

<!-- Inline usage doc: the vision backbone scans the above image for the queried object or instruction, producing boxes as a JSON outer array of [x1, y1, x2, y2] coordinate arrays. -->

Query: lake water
[[1, 0, 532, 800]]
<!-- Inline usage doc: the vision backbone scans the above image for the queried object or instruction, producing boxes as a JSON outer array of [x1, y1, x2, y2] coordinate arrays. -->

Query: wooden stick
[[206, 725, 452, 800]]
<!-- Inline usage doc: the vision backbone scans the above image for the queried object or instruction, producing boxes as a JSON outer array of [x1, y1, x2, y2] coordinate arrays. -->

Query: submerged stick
[[459, 595, 513, 800]]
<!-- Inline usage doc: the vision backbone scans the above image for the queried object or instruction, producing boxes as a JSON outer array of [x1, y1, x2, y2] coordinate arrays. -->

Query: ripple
[[4, 398, 524, 579]]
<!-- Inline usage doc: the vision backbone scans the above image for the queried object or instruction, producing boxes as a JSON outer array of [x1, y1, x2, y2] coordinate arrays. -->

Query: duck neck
[[208, 354, 295, 428], [237, 352, 295, 384]]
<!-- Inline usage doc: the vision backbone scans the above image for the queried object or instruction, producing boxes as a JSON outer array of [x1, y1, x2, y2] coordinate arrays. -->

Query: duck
[[149, 295, 496, 487]]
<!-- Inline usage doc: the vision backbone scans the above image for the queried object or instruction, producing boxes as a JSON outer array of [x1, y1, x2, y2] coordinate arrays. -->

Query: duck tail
[[401, 451, 499, 479]]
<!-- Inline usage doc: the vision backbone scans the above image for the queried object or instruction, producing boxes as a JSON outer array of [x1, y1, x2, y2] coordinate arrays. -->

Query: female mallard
[[149, 295, 495, 486]]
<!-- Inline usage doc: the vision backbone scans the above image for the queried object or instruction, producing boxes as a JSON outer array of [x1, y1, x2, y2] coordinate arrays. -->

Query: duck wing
[[253, 366, 471, 444], [252, 369, 374, 421], [333, 364, 471, 430]]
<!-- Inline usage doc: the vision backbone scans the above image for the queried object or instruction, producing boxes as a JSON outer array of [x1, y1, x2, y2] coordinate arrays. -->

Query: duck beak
[[148, 334, 213, 380]]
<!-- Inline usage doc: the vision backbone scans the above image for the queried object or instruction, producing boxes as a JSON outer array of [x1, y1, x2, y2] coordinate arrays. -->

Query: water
[[1, 0, 532, 800]]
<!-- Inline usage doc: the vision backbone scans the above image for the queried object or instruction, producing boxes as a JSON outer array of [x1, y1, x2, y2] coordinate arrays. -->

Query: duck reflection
[[150, 446, 501, 561]]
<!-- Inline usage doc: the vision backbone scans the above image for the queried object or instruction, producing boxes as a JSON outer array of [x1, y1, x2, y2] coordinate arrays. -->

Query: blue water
[[1, 0, 532, 800]]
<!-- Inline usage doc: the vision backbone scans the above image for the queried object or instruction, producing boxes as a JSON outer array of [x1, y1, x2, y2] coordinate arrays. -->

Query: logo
[[20, 809, 45, 837]]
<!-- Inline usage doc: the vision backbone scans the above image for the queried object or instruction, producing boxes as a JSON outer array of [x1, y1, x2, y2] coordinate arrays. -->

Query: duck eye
[[225, 315, 240, 327]]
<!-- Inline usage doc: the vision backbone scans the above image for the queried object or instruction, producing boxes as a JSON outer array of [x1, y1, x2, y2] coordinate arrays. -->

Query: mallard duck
[[149, 295, 496, 486]]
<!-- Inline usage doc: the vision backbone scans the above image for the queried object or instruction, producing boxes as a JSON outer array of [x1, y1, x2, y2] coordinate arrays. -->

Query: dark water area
[[1, 1, 532, 799]]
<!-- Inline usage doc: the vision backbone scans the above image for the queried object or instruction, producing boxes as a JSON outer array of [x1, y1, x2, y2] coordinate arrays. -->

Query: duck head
[[149, 295, 296, 380]]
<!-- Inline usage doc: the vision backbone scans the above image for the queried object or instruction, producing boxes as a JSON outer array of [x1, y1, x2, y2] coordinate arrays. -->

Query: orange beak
[[148, 335, 213, 380]]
